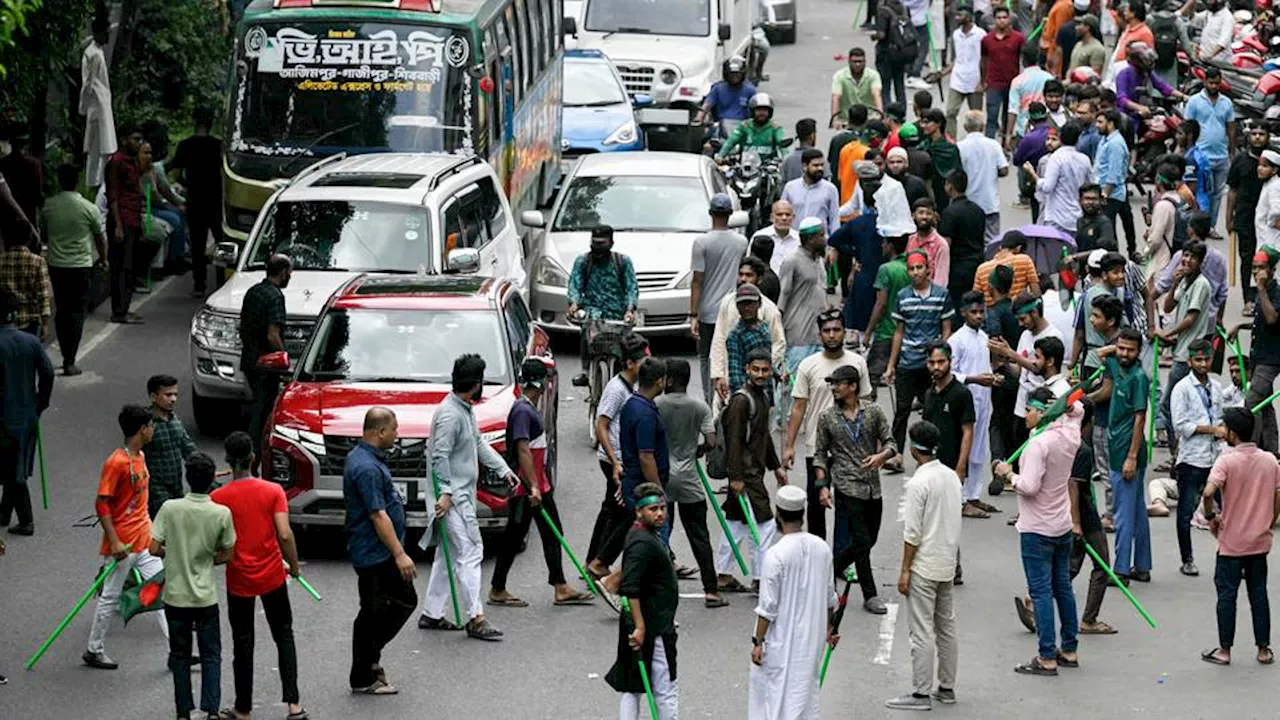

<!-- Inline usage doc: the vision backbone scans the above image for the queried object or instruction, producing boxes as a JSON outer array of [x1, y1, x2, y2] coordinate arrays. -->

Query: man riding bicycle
[[567, 224, 639, 387], [715, 93, 786, 161], [696, 56, 757, 126]]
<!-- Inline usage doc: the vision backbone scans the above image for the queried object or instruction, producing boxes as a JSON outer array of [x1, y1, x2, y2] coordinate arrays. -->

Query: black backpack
[[1157, 195, 1190, 253], [1149, 12, 1179, 70], [581, 252, 626, 291], [705, 389, 757, 480], [885, 7, 919, 66]]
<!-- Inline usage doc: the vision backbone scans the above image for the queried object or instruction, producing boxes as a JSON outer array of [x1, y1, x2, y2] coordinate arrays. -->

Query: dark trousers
[[1069, 528, 1110, 624], [588, 460, 631, 566], [244, 368, 281, 472], [911, 24, 930, 77], [492, 490, 569, 591], [1237, 228, 1258, 303], [1246, 363, 1280, 453], [875, 55, 907, 110], [833, 492, 882, 600], [165, 603, 222, 717], [228, 583, 299, 714], [188, 209, 215, 292], [1105, 198, 1138, 257], [804, 458, 827, 541], [1215, 553, 1271, 650], [48, 266, 92, 368], [672, 499, 717, 593], [350, 557, 418, 688], [107, 223, 140, 318], [1175, 464, 1210, 564], [990, 385, 1018, 462], [697, 321, 716, 405], [892, 366, 932, 452], [0, 430, 33, 527]]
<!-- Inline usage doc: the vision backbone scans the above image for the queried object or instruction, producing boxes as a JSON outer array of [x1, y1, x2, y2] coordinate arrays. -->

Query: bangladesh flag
[[119, 569, 165, 624]]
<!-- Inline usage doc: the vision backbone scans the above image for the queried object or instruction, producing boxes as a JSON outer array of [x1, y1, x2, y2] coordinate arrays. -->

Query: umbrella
[[985, 224, 1077, 280]]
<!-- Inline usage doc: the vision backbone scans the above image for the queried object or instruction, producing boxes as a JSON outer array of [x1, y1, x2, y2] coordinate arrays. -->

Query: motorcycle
[[1129, 93, 1183, 199], [722, 143, 790, 234], [703, 118, 742, 156]]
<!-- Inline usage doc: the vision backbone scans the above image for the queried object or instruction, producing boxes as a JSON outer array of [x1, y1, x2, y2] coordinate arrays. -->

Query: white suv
[[189, 153, 524, 435]]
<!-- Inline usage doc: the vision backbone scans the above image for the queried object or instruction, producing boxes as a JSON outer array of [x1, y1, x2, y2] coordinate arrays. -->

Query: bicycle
[[569, 310, 632, 450]]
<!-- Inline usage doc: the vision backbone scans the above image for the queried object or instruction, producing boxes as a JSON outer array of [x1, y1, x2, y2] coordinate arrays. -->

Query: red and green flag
[[119, 569, 165, 624]]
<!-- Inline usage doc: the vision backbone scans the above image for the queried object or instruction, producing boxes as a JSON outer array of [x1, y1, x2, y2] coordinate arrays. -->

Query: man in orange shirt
[[1041, 0, 1078, 76], [83, 404, 168, 670], [1114, 2, 1155, 63], [972, 230, 1042, 306]]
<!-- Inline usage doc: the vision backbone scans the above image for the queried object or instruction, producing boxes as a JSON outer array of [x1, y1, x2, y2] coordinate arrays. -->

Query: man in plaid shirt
[[725, 284, 775, 393], [0, 233, 51, 339], [143, 374, 197, 517]]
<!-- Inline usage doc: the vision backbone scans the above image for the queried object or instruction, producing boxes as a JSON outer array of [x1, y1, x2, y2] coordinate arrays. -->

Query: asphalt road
[[3, 2, 1279, 718]]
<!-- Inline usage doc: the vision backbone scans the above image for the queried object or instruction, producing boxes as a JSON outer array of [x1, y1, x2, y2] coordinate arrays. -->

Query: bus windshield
[[584, 0, 711, 37], [229, 20, 475, 179]]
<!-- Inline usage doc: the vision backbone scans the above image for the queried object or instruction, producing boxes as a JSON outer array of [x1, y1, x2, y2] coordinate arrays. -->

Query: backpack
[[885, 7, 919, 66], [581, 252, 626, 292], [1157, 195, 1190, 253], [705, 388, 757, 480], [1149, 12, 1179, 70]]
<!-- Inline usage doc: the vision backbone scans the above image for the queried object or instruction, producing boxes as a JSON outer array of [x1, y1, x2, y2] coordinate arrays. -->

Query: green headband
[[1027, 399, 1049, 412], [636, 495, 665, 509], [1014, 298, 1042, 315]]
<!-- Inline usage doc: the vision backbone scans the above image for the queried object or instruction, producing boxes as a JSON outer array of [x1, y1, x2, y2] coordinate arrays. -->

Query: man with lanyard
[[748, 486, 839, 719], [418, 355, 519, 640], [238, 253, 291, 471], [831, 47, 884, 124], [490, 359, 595, 609], [813, 365, 896, 614], [567, 224, 639, 387], [784, 309, 873, 539], [1227, 247, 1280, 453], [949, 292, 1000, 517], [1169, 339, 1225, 578], [0, 288, 53, 537], [605, 482, 679, 719], [716, 94, 786, 162], [697, 56, 756, 126], [1153, 241, 1215, 467], [143, 374, 197, 518], [1226, 123, 1270, 311], [884, 251, 954, 459], [1183, 67, 1236, 234]]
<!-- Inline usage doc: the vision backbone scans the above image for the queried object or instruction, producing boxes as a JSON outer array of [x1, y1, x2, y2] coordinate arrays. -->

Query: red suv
[[265, 274, 557, 538]]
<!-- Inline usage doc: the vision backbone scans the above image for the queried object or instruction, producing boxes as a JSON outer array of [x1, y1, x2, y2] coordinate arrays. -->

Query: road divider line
[[872, 602, 898, 665]]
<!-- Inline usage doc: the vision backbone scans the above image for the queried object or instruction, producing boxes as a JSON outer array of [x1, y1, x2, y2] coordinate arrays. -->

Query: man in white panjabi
[[947, 291, 1001, 517], [80, 15, 116, 189], [748, 485, 838, 720]]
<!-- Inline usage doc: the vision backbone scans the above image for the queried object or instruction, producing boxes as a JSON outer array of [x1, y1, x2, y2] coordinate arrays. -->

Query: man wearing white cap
[[1254, 150, 1280, 254], [748, 485, 838, 720]]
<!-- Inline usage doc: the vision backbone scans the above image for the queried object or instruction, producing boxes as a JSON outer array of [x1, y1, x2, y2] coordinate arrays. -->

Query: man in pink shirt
[[907, 197, 950, 288], [1200, 407, 1280, 666], [995, 386, 1082, 677]]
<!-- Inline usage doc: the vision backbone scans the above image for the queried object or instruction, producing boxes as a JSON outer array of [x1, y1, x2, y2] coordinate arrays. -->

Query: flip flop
[[962, 504, 990, 519], [1259, 648, 1275, 665], [974, 500, 1002, 513], [553, 592, 595, 606], [1014, 658, 1058, 676], [717, 577, 750, 593], [1201, 648, 1230, 665], [488, 596, 529, 607], [675, 565, 698, 580], [1079, 622, 1118, 635], [705, 596, 730, 608]]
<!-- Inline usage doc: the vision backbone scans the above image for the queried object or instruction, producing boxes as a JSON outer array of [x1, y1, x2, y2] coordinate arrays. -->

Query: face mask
[[590, 243, 610, 258]]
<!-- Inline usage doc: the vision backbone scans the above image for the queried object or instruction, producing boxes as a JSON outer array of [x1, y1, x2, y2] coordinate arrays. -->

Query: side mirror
[[728, 210, 750, 229], [521, 209, 546, 228], [563, 16, 578, 37], [445, 247, 481, 274], [256, 350, 291, 375], [631, 93, 654, 108], [718, 23, 731, 41], [780, 136, 795, 148], [215, 241, 240, 268]]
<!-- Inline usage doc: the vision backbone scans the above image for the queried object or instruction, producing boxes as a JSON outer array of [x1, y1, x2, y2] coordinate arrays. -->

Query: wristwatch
[[751, 636, 764, 647]]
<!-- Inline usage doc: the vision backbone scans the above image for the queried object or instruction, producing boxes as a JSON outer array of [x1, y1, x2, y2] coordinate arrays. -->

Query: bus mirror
[[718, 23, 731, 41], [445, 247, 481, 274], [564, 16, 578, 36]]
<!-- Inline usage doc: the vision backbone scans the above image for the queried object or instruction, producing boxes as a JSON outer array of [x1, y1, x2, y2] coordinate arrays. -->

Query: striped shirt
[[892, 284, 954, 370], [972, 253, 1040, 308]]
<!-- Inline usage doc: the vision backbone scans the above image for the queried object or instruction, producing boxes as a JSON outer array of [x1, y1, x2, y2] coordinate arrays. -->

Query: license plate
[[393, 481, 408, 501]]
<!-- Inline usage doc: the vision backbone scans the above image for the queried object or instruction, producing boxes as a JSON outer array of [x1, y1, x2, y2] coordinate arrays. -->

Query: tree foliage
[[0, 0, 43, 77]]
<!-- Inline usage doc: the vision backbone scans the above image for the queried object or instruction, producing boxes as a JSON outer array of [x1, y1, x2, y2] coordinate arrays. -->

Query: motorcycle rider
[[697, 57, 757, 127], [716, 93, 787, 162], [1195, 0, 1236, 64], [1114, 42, 1185, 136]]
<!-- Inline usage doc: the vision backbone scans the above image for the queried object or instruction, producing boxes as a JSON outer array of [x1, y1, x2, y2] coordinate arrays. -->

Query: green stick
[[1218, 325, 1249, 393], [737, 493, 763, 546], [620, 596, 660, 719], [1082, 541, 1157, 629], [1147, 337, 1160, 464], [26, 545, 131, 670], [695, 462, 749, 576], [431, 473, 463, 627], [1005, 367, 1105, 464], [284, 561, 321, 601], [1025, 18, 1047, 43], [1251, 384, 1280, 415], [819, 566, 857, 687], [37, 421, 47, 510], [924, 17, 940, 69], [538, 505, 599, 596]]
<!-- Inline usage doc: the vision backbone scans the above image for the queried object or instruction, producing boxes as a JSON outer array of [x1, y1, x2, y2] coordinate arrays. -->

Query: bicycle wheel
[[587, 356, 603, 449]]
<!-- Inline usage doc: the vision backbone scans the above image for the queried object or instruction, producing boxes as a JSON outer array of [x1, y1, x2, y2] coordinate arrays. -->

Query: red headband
[[906, 251, 929, 265]]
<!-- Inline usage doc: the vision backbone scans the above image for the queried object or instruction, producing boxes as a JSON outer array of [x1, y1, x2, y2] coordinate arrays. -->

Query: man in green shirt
[[865, 234, 911, 381], [1154, 240, 1214, 463], [917, 108, 961, 210], [1095, 329, 1151, 581], [39, 164, 106, 376], [716, 94, 787, 161], [831, 47, 884, 125], [151, 452, 235, 720]]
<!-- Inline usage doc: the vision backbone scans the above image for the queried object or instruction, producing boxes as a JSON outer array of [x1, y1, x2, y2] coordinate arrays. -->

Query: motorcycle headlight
[[603, 120, 638, 146], [534, 256, 569, 288], [191, 309, 242, 352]]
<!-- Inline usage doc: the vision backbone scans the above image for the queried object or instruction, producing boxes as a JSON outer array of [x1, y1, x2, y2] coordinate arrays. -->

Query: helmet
[[748, 93, 774, 111], [1127, 41, 1157, 67], [725, 56, 746, 75], [1068, 66, 1100, 85]]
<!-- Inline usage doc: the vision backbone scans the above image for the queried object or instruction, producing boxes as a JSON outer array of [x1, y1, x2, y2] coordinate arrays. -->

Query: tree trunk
[[110, 0, 142, 76]]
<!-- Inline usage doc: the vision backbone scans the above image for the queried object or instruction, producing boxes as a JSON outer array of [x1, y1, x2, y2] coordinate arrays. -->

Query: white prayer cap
[[776, 485, 806, 512], [798, 216, 824, 236], [1263, 150, 1280, 168]]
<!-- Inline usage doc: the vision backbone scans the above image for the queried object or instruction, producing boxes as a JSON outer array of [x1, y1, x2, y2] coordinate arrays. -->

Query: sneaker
[[466, 619, 504, 641], [63, 364, 83, 376], [886, 693, 932, 710], [906, 76, 931, 90], [931, 687, 956, 704], [351, 679, 398, 695], [417, 615, 463, 631], [82, 650, 118, 670], [864, 596, 888, 615], [0, 674, 7, 684], [596, 584, 621, 613], [571, 373, 590, 387], [1130, 570, 1152, 583], [8, 524, 33, 536]]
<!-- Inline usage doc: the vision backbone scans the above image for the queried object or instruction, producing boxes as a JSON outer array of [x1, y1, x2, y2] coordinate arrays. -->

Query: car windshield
[[300, 308, 510, 383], [584, 0, 711, 36], [553, 175, 710, 232], [564, 59, 628, 106], [246, 200, 432, 272], [228, 20, 473, 180]]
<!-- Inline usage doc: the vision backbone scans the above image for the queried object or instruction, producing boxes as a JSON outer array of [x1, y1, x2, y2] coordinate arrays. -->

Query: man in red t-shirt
[[103, 125, 144, 324], [210, 431, 306, 720], [979, 6, 1026, 139], [489, 358, 595, 608]]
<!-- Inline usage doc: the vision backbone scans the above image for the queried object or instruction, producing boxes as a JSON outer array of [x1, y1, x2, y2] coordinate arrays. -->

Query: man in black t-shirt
[[1068, 398, 1114, 634], [1226, 123, 1269, 308], [169, 108, 224, 296], [939, 169, 988, 304], [239, 254, 292, 470], [922, 340, 975, 476]]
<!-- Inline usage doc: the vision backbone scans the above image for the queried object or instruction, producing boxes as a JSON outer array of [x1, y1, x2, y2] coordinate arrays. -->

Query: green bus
[[221, 0, 566, 272]]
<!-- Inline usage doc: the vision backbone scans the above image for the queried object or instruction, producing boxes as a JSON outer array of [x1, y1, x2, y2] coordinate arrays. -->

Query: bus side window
[[501, 10, 521, 104], [526, 0, 545, 75], [513, 0, 532, 95], [484, 28, 501, 152], [551, 0, 562, 49]]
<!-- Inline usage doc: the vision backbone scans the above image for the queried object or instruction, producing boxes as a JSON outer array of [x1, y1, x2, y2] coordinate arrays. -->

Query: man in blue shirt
[[344, 407, 415, 695], [697, 57, 757, 124], [0, 288, 54, 536], [567, 224, 639, 387], [620, 358, 671, 538], [1183, 67, 1236, 234], [1096, 110, 1137, 258]]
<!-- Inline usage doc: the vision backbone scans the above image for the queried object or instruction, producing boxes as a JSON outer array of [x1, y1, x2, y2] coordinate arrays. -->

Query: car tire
[[192, 386, 238, 437]]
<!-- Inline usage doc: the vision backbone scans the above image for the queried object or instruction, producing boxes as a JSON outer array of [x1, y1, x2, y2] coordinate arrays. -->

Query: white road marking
[[678, 593, 707, 599], [873, 602, 899, 665], [53, 277, 175, 367]]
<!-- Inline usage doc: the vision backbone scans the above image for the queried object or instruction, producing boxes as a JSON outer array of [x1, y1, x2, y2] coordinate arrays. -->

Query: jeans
[[165, 603, 222, 718], [804, 458, 826, 540], [153, 207, 187, 270], [49, 266, 92, 367], [1020, 532, 1079, 661], [697, 321, 716, 405], [106, 221, 139, 317], [1208, 160, 1229, 232], [984, 88, 1010, 138], [907, 572, 957, 696], [1175, 464, 1210, 564], [1159, 361, 1191, 461], [1110, 467, 1152, 575], [350, 557, 418, 688], [1245, 363, 1280, 453], [1215, 553, 1270, 650], [674, 500, 718, 593], [188, 208, 216, 292], [892, 366, 932, 452], [228, 583, 299, 714], [876, 54, 907, 110], [911, 24, 931, 77], [833, 492, 882, 600], [0, 429, 34, 528], [1105, 198, 1138, 257], [1069, 528, 1111, 624], [588, 460, 632, 566], [491, 490, 569, 592]]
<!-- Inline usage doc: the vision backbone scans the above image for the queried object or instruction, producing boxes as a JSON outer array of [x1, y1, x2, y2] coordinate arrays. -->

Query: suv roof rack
[[427, 155, 483, 192], [286, 152, 350, 188]]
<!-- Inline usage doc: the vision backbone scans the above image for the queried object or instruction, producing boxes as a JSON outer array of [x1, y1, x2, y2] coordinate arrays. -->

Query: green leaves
[[0, 0, 42, 77]]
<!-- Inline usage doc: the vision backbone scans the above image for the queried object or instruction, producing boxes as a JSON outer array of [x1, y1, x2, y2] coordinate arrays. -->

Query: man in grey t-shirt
[[779, 218, 831, 363], [690, 193, 748, 404]]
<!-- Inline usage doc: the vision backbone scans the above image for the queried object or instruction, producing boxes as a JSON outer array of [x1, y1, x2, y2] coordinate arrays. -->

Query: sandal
[[1079, 622, 1118, 635], [287, 711, 310, 720], [1260, 647, 1275, 665], [675, 565, 698, 580], [1055, 651, 1079, 668], [717, 577, 750, 593], [1014, 657, 1058, 676], [488, 595, 529, 607], [553, 591, 595, 606], [973, 500, 1002, 514], [704, 595, 730, 608], [1200, 648, 1230, 665], [962, 503, 990, 519], [216, 711, 244, 720]]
